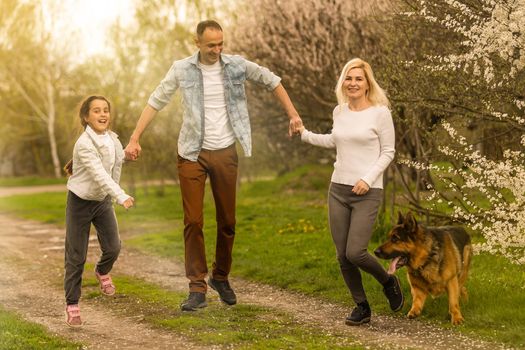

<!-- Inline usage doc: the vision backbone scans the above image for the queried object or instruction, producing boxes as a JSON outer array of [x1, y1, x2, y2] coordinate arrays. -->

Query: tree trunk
[[46, 74, 61, 178]]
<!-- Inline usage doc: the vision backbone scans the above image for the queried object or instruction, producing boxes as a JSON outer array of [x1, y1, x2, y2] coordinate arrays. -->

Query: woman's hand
[[352, 180, 369, 195]]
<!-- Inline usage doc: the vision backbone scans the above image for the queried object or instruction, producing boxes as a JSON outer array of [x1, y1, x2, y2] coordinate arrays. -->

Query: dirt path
[[114, 234, 513, 350], [0, 216, 204, 350], [0, 186, 514, 350]]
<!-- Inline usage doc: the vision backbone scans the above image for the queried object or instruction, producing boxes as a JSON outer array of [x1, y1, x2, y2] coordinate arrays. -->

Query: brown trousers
[[177, 144, 238, 293]]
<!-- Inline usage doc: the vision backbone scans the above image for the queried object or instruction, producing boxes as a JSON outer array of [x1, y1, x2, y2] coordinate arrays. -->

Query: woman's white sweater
[[301, 104, 395, 189]]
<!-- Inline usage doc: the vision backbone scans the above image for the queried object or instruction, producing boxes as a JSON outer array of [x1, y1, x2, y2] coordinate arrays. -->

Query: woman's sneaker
[[65, 304, 82, 327], [383, 274, 404, 311], [345, 301, 371, 326]]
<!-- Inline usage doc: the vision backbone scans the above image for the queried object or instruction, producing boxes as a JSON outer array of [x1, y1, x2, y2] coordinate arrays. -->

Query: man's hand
[[272, 84, 303, 137], [352, 180, 370, 195], [124, 140, 141, 161], [124, 105, 159, 161], [122, 197, 135, 209], [288, 115, 303, 137]]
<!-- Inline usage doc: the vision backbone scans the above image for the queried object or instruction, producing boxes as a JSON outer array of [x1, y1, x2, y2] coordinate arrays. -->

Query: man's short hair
[[196, 20, 223, 38]]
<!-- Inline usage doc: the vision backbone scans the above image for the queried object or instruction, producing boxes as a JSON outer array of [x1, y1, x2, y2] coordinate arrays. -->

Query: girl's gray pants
[[64, 191, 121, 305]]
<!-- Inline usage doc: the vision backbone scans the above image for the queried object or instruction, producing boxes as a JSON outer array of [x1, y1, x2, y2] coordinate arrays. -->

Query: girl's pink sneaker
[[95, 270, 116, 296], [65, 304, 82, 327]]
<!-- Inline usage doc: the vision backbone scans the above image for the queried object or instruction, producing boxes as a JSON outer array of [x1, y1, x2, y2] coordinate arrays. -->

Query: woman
[[299, 58, 403, 325]]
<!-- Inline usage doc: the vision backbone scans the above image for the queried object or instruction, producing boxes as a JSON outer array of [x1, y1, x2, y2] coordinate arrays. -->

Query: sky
[[45, 0, 136, 60]]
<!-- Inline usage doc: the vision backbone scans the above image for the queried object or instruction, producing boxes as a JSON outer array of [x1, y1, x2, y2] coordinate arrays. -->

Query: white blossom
[[417, 0, 525, 84], [406, 0, 525, 264]]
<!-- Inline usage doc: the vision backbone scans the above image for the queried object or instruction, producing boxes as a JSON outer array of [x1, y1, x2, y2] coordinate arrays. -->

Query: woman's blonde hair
[[334, 58, 390, 107]]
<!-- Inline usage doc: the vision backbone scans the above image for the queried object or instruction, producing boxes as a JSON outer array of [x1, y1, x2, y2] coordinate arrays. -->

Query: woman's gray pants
[[328, 182, 389, 304]]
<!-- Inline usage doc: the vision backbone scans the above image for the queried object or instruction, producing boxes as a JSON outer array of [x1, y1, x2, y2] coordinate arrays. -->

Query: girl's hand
[[122, 197, 135, 209], [352, 180, 369, 195]]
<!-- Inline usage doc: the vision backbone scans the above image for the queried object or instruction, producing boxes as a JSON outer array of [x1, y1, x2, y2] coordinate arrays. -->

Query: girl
[[64, 95, 134, 327], [299, 58, 403, 325]]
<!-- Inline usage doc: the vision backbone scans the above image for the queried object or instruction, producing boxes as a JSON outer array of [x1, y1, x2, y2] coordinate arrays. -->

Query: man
[[125, 20, 302, 311]]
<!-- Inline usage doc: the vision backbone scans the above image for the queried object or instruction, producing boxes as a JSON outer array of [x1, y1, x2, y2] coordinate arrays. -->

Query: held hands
[[122, 197, 135, 209], [124, 140, 141, 161], [352, 180, 370, 195], [288, 115, 304, 137]]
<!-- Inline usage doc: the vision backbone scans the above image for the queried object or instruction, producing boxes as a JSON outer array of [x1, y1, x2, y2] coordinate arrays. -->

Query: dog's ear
[[405, 211, 418, 233], [397, 211, 404, 225]]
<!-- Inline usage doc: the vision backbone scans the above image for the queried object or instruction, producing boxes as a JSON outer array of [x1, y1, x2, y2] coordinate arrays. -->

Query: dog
[[374, 211, 471, 325]]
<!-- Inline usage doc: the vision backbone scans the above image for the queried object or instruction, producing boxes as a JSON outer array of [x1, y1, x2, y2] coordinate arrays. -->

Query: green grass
[[0, 192, 67, 224], [82, 274, 364, 349], [0, 306, 81, 350], [457, 253, 525, 344], [0, 177, 66, 187], [1, 164, 524, 347]]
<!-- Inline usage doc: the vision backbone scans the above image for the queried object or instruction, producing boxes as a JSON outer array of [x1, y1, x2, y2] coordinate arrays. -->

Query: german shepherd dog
[[374, 211, 471, 325]]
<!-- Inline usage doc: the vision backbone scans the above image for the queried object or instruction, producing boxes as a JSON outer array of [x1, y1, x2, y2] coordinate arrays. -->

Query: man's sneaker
[[208, 278, 237, 305], [345, 302, 371, 326], [65, 304, 82, 327], [383, 274, 404, 312], [181, 292, 207, 311]]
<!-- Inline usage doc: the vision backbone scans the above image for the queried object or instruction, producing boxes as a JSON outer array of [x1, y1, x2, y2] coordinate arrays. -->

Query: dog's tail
[[459, 243, 472, 301]]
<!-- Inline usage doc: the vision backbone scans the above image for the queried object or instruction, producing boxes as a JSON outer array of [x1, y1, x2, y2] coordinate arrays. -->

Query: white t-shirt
[[95, 131, 116, 172], [198, 61, 236, 150], [301, 105, 395, 189]]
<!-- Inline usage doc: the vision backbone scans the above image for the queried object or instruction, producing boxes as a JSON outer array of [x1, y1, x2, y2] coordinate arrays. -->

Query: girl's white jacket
[[67, 126, 130, 204]]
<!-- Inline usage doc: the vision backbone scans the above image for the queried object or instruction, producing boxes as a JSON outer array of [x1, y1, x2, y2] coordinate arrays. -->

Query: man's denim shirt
[[148, 52, 282, 161]]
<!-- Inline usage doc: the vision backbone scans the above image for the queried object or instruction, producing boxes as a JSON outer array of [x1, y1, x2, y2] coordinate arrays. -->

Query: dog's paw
[[451, 315, 464, 325], [407, 310, 420, 319]]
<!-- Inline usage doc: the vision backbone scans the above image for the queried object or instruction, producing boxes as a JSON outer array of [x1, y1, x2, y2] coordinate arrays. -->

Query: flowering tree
[[229, 0, 392, 174], [400, 0, 525, 263]]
